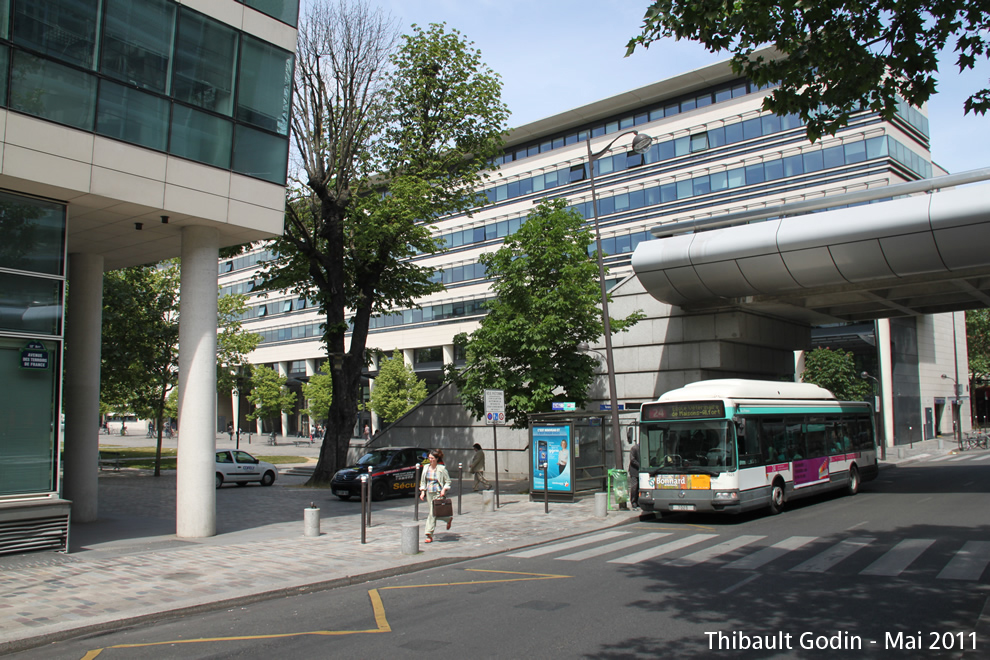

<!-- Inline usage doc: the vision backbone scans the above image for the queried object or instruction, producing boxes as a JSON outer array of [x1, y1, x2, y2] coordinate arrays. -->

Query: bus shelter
[[528, 410, 639, 502]]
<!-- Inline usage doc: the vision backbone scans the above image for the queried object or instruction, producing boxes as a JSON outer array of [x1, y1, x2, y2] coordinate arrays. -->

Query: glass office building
[[0, 0, 296, 552]]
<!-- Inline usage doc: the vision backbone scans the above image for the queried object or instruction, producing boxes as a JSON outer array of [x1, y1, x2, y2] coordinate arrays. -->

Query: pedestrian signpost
[[484, 389, 504, 508]]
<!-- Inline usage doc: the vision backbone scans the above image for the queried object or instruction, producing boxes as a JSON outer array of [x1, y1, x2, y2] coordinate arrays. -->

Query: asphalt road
[[14, 454, 990, 660]]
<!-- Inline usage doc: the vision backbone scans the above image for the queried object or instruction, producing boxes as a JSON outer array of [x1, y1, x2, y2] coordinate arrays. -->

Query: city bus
[[638, 379, 878, 516]]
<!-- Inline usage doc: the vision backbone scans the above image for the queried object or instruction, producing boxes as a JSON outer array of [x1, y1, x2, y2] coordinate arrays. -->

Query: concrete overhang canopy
[[632, 182, 990, 324]]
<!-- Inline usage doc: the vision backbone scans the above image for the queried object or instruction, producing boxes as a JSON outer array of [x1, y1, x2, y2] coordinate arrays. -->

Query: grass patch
[[96, 446, 308, 470]]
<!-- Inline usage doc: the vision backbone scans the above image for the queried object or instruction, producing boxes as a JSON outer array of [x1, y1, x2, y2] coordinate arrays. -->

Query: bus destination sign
[[641, 400, 725, 421]]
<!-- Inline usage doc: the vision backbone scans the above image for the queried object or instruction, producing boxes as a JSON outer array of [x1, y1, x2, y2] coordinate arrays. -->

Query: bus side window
[[735, 417, 762, 467]]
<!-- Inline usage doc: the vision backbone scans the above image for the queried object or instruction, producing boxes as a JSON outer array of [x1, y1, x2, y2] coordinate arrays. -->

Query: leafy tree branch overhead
[[627, 1, 990, 142]]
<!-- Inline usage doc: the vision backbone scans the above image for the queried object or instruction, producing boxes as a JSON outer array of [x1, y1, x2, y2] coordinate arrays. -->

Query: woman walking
[[419, 449, 451, 543]]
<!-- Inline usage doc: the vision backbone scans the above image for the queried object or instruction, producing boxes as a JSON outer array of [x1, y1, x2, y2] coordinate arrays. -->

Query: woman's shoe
[[425, 535, 433, 543], [446, 519, 452, 530]]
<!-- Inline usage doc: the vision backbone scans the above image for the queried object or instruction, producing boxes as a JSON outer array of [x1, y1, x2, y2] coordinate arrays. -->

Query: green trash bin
[[608, 468, 629, 510]]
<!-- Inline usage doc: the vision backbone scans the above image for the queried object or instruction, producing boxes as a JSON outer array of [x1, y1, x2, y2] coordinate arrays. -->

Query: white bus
[[638, 379, 878, 516]]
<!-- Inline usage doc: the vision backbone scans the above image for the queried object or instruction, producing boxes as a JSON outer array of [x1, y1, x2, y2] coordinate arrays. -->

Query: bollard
[[401, 522, 419, 555], [360, 474, 368, 544], [457, 462, 463, 515], [304, 503, 321, 537], [481, 489, 495, 513], [413, 463, 422, 521], [594, 492, 608, 518]]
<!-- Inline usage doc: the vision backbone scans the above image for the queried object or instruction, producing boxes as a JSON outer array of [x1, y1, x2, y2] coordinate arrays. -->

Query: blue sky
[[379, 0, 990, 174]]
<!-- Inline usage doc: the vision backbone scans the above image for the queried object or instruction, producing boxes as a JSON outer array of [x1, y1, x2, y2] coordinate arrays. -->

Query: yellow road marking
[[80, 570, 569, 658]]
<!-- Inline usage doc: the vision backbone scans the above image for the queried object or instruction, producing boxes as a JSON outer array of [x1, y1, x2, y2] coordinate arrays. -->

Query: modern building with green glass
[[220, 53, 975, 474], [0, 0, 296, 552]]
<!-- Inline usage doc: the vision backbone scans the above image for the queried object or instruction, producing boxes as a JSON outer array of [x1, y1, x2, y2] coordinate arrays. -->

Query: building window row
[[0, 0, 293, 184], [251, 297, 493, 346], [441, 134, 927, 255], [238, 0, 299, 28], [494, 78, 759, 166], [220, 248, 277, 275]]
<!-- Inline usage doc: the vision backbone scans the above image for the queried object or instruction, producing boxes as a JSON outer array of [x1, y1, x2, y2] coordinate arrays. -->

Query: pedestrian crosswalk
[[508, 531, 990, 581]]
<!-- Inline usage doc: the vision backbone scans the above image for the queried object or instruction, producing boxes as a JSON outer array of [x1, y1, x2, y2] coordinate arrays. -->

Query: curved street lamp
[[585, 130, 653, 469]]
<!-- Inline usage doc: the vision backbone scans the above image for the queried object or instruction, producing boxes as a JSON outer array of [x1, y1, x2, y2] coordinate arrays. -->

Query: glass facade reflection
[[0, 190, 65, 498], [0, 0, 295, 184]]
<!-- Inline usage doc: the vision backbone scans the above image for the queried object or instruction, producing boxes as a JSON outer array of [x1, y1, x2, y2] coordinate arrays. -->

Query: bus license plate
[[670, 504, 695, 511]]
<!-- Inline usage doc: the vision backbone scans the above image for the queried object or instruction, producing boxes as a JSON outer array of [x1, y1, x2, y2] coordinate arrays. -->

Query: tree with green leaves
[[801, 347, 871, 401], [260, 0, 508, 485], [367, 350, 428, 424], [245, 365, 297, 434], [627, 1, 990, 142], [301, 361, 333, 426], [967, 309, 990, 384], [448, 198, 644, 429], [100, 263, 260, 475], [100, 262, 180, 476]]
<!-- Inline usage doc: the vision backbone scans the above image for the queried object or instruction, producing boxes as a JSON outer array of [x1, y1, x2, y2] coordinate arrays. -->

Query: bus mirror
[[626, 426, 635, 443], [732, 416, 746, 434]]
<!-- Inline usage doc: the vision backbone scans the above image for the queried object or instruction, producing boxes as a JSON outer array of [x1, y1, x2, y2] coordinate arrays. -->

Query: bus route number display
[[641, 400, 725, 421]]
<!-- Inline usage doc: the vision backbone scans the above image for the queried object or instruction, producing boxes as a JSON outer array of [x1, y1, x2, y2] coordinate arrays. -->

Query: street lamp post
[[860, 371, 885, 460], [585, 130, 653, 469]]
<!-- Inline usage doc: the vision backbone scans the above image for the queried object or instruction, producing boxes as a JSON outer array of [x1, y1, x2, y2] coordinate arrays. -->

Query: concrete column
[[277, 361, 289, 436], [61, 253, 104, 522], [305, 358, 317, 434], [402, 349, 414, 368], [877, 319, 894, 449], [442, 344, 455, 366], [176, 226, 219, 538], [368, 352, 379, 433]]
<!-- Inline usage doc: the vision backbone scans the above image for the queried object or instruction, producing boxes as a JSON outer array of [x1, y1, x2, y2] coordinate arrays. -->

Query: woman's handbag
[[432, 496, 453, 518]]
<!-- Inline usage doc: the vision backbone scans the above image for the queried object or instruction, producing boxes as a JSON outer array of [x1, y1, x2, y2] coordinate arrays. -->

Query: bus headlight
[[712, 490, 739, 502]]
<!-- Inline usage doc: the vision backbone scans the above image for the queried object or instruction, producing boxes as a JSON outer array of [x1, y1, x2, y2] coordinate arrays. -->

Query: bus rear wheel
[[768, 480, 785, 515], [847, 466, 860, 496]]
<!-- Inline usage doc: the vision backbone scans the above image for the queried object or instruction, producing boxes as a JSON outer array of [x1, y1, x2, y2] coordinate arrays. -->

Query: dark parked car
[[331, 447, 429, 501]]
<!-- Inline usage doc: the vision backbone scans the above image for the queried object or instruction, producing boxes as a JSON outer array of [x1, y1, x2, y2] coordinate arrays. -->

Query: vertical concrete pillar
[[442, 344, 455, 366], [402, 349, 414, 368], [277, 361, 289, 436], [877, 319, 894, 450], [62, 253, 104, 522], [305, 358, 317, 434], [177, 225, 219, 538], [368, 352, 379, 433]]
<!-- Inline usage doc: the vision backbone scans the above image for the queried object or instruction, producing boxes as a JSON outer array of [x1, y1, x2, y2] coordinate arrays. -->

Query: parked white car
[[215, 450, 278, 488]]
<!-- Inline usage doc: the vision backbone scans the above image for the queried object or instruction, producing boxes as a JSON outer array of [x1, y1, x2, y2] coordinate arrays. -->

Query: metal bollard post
[[413, 463, 422, 521], [457, 462, 463, 515], [594, 492, 608, 518], [360, 474, 368, 544]]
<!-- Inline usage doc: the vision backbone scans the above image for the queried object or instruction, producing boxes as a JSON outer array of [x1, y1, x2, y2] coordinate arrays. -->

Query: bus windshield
[[641, 420, 735, 474]]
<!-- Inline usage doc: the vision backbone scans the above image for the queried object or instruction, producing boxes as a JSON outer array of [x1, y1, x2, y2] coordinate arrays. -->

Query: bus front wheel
[[768, 480, 785, 515]]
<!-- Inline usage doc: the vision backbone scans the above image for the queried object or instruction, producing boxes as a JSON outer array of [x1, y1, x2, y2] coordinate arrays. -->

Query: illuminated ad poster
[[531, 424, 572, 493]]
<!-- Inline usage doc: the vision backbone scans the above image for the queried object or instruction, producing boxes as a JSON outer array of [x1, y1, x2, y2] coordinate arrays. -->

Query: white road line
[[668, 535, 766, 567], [970, 454, 990, 462], [928, 455, 956, 463], [948, 455, 972, 462], [938, 541, 990, 581], [860, 538, 935, 577], [508, 530, 631, 558], [556, 533, 671, 561], [608, 533, 719, 565], [790, 537, 876, 573], [723, 536, 817, 570]]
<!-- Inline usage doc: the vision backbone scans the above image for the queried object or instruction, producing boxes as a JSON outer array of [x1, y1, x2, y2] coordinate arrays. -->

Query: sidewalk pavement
[[0, 436, 955, 654]]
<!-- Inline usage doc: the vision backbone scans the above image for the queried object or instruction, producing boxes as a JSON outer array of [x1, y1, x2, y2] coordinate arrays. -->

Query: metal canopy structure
[[632, 172, 990, 324]]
